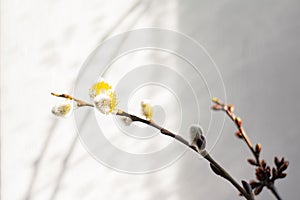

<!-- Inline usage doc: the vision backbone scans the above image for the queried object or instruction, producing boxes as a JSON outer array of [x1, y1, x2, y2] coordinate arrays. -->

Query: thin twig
[[212, 98, 285, 200], [268, 183, 282, 200], [212, 99, 257, 163], [51, 93, 94, 107]]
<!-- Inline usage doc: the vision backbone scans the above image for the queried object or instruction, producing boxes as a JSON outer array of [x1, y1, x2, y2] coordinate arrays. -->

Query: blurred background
[[2, 0, 300, 199]]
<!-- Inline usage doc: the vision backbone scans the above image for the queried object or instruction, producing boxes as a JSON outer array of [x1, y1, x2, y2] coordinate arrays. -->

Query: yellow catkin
[[90, 80, 118, 114], [59, 104, 71, 115], [90, 81, 112, 98], [108, 91, 117, 113], [141, 102, 153, 119]]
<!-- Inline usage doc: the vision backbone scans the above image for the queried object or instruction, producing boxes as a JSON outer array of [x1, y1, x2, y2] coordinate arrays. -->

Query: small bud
[[254, 185, 264, 195], [122, 117, 132, 126], [242, 180, 252, 194], [256, 170, 264, 181], [255, 143, 262, 154], [228, 104, 234, 112], [211, 97, 220, 104], [189, 125, 206, 151], [249, 180, 260, 189], [189, 125, 203, 141], [272, 167, 278, 178], [212, 104, 222, 110], [274, 156, 279, 167], [261, 160, 267, 168], [235, 117, 242, 126], [141, 99, 153, 120], [197, 135, 206, 151], [278, 161, 289, 172], [247, 158, 257, 166], [210, 163, 223, 177], [51, 101, 74, 118], [280, 157, 285, 165], [266, 166, 271, 177], [278, 173, 287, 179], [235, 131, 243, 139]]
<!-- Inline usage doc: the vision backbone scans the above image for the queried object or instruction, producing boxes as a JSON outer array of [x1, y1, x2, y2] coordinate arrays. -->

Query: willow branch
[[51, 92, 94, 107], [117, 109, 252, 199], [51, 93, 253, 199]]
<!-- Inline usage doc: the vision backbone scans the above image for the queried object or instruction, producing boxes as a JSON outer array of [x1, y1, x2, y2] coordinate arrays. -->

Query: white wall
[[2, 0, 299, 199]]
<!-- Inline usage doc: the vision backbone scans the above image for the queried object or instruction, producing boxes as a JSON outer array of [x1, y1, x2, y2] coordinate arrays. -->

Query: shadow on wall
[[175, 0, 300, 200]]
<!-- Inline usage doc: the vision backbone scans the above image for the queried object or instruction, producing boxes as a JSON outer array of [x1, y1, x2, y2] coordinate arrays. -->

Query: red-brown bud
[[235, 117, 242, 126], [254, 185, 264, 195], [255, 143, 262, 154], [249, 180, 260, 189], [247, 158, 257, 166], [212, 104, 222, 110], [274, 156, 279, 167], [272, 167, 278, 178], [228, 104, 234, 112], [278, 173, 287, 179], [261, 160, 267, 168], [279, 161, 289, 172], [266, 166, 271, 177], [235, 131, 243, 139]]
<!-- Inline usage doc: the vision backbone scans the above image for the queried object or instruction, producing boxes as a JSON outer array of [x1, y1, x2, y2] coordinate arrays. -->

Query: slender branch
[[51, 92, 94, 107], [212, 98, 285, 200], [203, 151, 253, 199], [268, 183, 282, 200], [116, 109, 253, 199], [212, 99, 258, 164], [116, 110, 189, 145], [51, 93, 253, 199]]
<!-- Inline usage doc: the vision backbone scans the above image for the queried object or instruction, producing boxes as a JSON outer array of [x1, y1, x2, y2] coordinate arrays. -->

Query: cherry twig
[[212, 98, 288, 200]]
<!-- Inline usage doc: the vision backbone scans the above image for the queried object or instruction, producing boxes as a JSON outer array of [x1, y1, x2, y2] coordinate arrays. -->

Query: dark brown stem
[[202, 151, 252, 199], [268, 183, 282, 200], [116, 109, 253, 200], [116, 110, 189, 145]]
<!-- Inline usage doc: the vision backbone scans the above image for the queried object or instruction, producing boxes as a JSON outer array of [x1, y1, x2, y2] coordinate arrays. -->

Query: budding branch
[[51, 92, 255, 199]]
